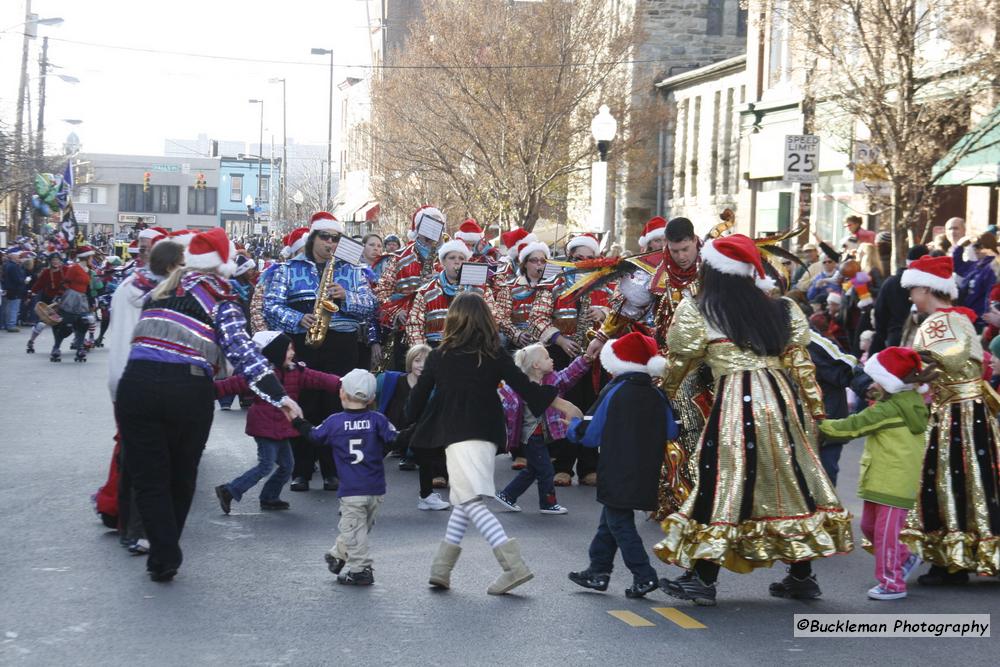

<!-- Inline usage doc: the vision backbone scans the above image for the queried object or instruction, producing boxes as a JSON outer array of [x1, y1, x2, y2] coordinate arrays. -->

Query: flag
[[56, 161, 73, 211]]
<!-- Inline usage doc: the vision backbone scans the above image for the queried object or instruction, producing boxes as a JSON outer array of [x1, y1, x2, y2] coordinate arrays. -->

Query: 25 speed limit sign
[[784, 134, 820, 183]]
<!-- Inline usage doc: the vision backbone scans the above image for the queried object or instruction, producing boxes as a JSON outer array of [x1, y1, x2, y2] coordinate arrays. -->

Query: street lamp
[[292, 189, 305, 223], [268, 77, 287, 224], [310, 47, 335, 208], [248, 99, 264, 205], [589, 105, 618, 237]]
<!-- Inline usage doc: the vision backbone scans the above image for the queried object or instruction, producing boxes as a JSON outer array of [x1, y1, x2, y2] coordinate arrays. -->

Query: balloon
[[31, 194, 52, 217]]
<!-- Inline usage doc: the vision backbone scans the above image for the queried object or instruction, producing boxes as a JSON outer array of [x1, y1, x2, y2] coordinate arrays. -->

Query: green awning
[[933, 103, 1000, 186]]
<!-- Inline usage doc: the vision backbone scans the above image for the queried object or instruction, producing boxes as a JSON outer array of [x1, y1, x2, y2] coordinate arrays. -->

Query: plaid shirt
[[498, 355, 591, 452]]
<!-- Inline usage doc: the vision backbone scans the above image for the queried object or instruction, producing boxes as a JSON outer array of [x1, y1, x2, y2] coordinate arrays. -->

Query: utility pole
[[11, 0, 32, 237], [36, 35, 48, 164], [327, 49, 333, 208]]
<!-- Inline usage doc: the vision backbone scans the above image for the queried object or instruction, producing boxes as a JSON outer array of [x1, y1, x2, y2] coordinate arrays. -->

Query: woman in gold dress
[[898, 255, 1000, 584], [655, 234, 853, 606]]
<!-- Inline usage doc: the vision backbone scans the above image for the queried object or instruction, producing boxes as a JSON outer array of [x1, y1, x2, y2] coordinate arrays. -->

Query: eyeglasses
[[316, 232, 341, 242], [525, 257, 547, 264]]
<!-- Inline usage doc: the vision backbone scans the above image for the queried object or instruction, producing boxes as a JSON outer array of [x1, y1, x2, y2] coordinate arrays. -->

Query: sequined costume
[[900, 309, 1000, 575], [405, 271, 494, 346], [653, 297, 853, 573], [495, 274, 547, 348]]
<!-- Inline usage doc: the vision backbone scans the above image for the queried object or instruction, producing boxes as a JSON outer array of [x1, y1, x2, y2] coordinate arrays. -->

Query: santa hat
[[127, 240, 139, 255], [864, 346, 926, 394], [76, 245, 97, 259], [701, 234, 775, 292], [455, 219, 484, 243], [283, 227, 309, 258], [309, 211, 345, 234], [599, 332, 667, 377], [900, 255, 958, 299], [168, 229, 195, 247], [638, 216, 667, 248], [138, 226, 169, 241], [252, 330, 292, 367], [518, 240, 550, 265], [501, 228, 533, 259], [185, 227, 238, 277], [567, 233, 600, 256], [827, 291, 843, 305], [410, 205, 446, 241], [437, 239, 472, 262]]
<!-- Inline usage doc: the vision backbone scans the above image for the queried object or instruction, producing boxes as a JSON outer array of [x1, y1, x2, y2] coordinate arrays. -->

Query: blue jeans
[[588, 505, 657, 584], [225, 437, 293, 502], [501, 435, 556, 508], [3, 297, 21, 328]]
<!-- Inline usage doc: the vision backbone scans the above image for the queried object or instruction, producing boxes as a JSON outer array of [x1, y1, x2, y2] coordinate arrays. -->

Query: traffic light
[[143, 171, 151, 193], [196, 173, 206, 189]]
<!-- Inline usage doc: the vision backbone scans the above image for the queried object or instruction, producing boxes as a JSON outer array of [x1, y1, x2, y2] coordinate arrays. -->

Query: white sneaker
[[902, 554, 922, 580], [540, 504, 568, 515], [867, 584, 906, 600], [417, 492, 451, 511]]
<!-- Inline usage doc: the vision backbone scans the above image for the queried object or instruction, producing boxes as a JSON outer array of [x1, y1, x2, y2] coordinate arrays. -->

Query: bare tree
[[761, 0, 1000, 268], [370, 0, 661, 233]]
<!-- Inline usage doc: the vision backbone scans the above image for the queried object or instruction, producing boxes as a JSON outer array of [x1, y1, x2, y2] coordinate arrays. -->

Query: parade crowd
[[2, 207, 998, 606]]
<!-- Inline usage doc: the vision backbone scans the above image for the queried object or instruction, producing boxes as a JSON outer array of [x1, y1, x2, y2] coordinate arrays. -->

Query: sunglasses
[[316, 232, 341, 242]]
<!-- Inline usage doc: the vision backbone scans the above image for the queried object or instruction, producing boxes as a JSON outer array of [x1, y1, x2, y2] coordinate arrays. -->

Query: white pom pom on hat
[[184, 227, 238, 277], [437, 238, 472, 262]]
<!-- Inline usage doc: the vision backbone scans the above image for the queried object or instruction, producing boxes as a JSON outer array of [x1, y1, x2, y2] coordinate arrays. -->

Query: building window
[[706, 0, 724, 36], [258, 175, 269, 202], [119, 184, 179, 214], [187, 187, 218, 216], [737, 7, 748, 37], [230, 174, 243, 202], [74, 186, 105, 204]]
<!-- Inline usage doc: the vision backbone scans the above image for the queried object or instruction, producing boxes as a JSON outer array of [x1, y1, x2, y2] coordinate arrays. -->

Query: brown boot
[[487, 538, 533, 595], [580, 473, 597, 486], [553, 472, 572, 487], [428, 541, 462, 589]]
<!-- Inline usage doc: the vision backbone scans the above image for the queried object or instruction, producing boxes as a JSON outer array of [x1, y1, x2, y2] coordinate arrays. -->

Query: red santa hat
[[900, 255, 958, 299], [309, 211, 345, 234], [127, 240, 139, 255], [185, 227, 238, 277], [168, 229, 195, 247], [638, 216, 667, 248], [501, 228, 534, 259], [599, 331, 667, 377], [864, 346, 927, 394], [701, 234, 775, 292], [282, 227, 309, 258], [455, 219, 484, 244], [437, 239, 473, 262], [409, 205, 446, 241], [75, 245, 97, 259], [518, 240, 550, 265], [566, 233, 600, 256]]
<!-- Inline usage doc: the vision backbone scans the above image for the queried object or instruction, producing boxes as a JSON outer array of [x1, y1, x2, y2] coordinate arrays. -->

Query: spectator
[[806, 255, 842, 304], [2, 251, 30, 332], [944, 217, 966, 247], [871, 245, 929, 354], [845, 215, 876, 244], [952, 232, 998, 319]]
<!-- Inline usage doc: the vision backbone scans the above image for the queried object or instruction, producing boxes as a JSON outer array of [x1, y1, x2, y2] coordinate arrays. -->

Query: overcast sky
[[0, 0, 376, 156]]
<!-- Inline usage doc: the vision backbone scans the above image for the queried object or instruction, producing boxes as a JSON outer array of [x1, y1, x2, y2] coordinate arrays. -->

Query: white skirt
[[445, 440, 496, 505]]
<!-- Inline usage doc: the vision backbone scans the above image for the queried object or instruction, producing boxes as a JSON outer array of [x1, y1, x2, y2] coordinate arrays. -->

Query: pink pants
[[861, 500, 912, 592]]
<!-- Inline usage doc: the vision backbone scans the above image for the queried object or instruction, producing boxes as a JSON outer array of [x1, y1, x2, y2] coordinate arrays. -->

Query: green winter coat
[[818, 390, 928, 509]]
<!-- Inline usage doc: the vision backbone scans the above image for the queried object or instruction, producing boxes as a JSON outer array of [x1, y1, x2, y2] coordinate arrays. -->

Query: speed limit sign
[[784, 134, 820, 183]]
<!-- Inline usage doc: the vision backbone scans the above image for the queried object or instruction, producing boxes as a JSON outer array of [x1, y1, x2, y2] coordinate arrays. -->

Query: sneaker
[[323, 477, 339, 492], [215, 484, 233, 514], [540, 503, 568, 515], [661, 571, 717, 606], [325, 552, 346, 575], [494, 491, 522, 512], [625, 578, 659, 599], [128, 539, 150, 555], [769, 570, 822, 599], [902, 554, 922, 581], [338, 567, 374, 586], [289, 477, 309, 492], [398, 458, 417, 471], [511, 457, 527, 470], [867, 584, 906, 600], [417, 492, 451, 511], [568, 570, 610, 591], [261, 499, 290, 510]]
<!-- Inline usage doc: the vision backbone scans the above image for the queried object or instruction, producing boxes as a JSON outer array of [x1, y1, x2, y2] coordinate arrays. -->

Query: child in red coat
[[214, 331, 341, 513]]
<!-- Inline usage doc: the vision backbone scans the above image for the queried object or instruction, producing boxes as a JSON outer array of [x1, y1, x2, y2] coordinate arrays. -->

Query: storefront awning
[[933, 103, 1000, 186], [353, 201, 380, 222]]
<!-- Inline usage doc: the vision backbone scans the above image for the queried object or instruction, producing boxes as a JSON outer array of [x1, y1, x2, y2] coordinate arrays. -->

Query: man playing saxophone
[[263, 211, 377, 492]]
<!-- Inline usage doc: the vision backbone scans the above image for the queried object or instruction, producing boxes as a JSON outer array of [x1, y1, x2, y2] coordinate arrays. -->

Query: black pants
[[116, 361, 215, 573], [547, 343, 600, 478], [412, 447, 447, 499], [52, 311, 88, 352], [289, 330, 359, 480]]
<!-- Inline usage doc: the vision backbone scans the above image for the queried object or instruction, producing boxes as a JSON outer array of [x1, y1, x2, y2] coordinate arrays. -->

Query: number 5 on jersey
[[348, 438, 365, 464]]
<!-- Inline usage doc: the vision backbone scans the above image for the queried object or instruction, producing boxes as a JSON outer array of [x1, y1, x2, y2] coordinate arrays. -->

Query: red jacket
[[215, 362, 341, 439]]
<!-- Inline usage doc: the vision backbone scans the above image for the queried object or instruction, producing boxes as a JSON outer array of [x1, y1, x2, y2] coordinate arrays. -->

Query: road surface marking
[[607, 610, 655, 627], [651, 607, 706, 629]]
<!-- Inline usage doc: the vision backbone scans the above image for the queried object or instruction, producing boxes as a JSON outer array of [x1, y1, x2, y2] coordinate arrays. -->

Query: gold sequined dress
[[899, 309, 1000, 575], [653, 297, 853, 573]]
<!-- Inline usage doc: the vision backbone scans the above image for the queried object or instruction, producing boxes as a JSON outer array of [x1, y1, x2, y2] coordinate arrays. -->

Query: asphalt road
[[1, 328, 997, 666]]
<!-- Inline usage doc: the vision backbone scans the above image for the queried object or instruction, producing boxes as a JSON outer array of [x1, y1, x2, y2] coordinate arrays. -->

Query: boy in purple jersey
[[295, 369, 396, 586]]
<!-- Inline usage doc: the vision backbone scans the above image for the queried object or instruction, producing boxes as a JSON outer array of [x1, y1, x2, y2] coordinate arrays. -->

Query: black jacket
[[870, 270, 910, 354], [406, 346, 557, 451]]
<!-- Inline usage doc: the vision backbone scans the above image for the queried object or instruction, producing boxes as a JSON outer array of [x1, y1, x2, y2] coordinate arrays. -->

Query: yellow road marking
[[651, 607, 706, 629], [607, 610, 655, 627]]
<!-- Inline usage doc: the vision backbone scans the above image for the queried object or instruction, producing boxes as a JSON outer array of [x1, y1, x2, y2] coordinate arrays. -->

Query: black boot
[[215, 485, 233, 514], [769, 569, 822, 599], [289, 477, 309, 492], [49, 349, 61, 362], [26, 339, 34, 353], [625, 578, 659, 599], [568, 569, 610, 591], [917, 566, 969, 586], [661, 571, 717, 606]]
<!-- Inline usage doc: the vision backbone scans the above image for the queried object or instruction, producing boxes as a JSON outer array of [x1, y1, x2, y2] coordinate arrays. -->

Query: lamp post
[[268, 77, 287, 225], [292, 189, 304, 224], [248, 99, 264, 205], [310, 47, 334, 208], [589, 104, 618, 240]]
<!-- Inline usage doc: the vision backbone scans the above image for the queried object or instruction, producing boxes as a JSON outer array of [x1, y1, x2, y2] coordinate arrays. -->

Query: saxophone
[[305, 260, 340, 348]]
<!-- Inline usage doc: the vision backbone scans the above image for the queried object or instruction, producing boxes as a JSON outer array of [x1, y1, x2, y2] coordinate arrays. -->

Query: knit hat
[[455, 219, 484, 243], [185, 227, 238, 276], [437, 238, 472, 262], [518, 240, 550, 265], [76, 245, 97, 259], [567, 233, 600, 256], [638, 216, 666, 248], [599, 332, 667, 377], [233, 254, 256, 277], [252, 331, 292, 367], [309, 211, 344, 234], [410, 205, 446, 241], [900, 255, 958, 299], [701, 234, 774, 291], [864, 346, 925, 394], [500, 228, 533, 259], [341, 368, 376, 403]]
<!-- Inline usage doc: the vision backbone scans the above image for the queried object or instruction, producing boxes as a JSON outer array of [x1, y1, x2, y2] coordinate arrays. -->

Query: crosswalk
[[608, 607, 707, 629]]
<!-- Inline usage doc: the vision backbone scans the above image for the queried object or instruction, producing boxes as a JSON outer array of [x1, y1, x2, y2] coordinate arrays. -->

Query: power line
[[29, 34, 663, 70]]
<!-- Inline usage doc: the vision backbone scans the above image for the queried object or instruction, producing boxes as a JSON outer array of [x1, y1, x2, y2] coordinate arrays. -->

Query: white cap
[[341, 368, 376, 403]]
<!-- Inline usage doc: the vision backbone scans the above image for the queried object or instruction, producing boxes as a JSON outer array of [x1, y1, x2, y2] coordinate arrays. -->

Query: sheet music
[[459, 262, 489, 286], [333, 236, 365, 265], [416, 216, 444, 242], [542, 262, 562, 282]]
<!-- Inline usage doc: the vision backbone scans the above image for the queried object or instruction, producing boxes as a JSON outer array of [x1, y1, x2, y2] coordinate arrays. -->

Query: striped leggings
[[861, 500, 911, 592], [444, 499, 508, 548]]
